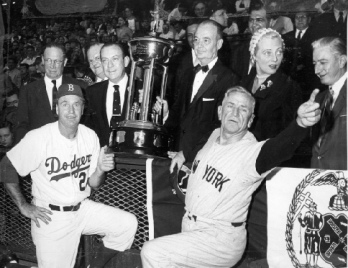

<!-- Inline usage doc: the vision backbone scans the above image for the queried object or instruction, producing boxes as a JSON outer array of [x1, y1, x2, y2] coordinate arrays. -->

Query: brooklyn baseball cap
[[57, 84, 84, 99]]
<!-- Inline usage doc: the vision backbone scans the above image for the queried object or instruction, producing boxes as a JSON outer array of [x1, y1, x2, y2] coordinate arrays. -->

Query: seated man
[[0, 121, 14, 160], [0, 84, 137, 268], [141, 86, 320, 268]]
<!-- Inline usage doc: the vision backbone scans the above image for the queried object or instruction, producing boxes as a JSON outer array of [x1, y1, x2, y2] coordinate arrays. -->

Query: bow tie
[[194, 64, 209, 74]]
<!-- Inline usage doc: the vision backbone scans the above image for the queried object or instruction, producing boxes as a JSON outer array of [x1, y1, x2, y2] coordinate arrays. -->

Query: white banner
[[267, 168, 347, 268], [35, 0, 107, 15]]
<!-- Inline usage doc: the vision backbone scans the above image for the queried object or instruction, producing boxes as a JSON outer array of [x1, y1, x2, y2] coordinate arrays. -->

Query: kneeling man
[[141, 86, 320, 267], [0, 84, 137, 268]]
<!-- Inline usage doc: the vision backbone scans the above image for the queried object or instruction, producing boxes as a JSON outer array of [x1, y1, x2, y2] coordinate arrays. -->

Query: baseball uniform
[[7, 122, 137, 268]]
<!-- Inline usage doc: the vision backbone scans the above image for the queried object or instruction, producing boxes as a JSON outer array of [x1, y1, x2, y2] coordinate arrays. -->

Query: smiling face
[[57, 95, 84, 130], [218, 91, 254, 138], [87, 44, 105, 79], [313, 46, 347, 86], [101, 45, 130, 84], [248, 9, 268, 35], [193, 23, 223, 66], [254, 36, 283, 76]]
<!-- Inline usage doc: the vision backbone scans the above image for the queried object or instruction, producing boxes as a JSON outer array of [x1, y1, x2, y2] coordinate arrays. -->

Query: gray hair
[[312, 37, 347, 57], [224, 86, 256, 113]]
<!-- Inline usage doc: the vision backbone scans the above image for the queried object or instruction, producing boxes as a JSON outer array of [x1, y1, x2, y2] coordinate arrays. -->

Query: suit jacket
[[311, 81, 347, 170], [229, 37, 251, 81], [84, 80, 128, 147], [307, 12, 347, 43], [241, 68, 302, 141], [165, 59, 238, 162], [15, 76, 87, 143]]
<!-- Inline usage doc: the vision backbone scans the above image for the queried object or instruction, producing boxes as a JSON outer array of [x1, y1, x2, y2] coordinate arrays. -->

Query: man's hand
[[296, 89, 321, 128], [169, 151, 185, 174], [20, 203, 52, 228], [97, 146, 115, 173], [153, 96, 169, 118]]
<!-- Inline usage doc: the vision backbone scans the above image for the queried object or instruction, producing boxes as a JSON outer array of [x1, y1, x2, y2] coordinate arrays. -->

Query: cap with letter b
[[57, 84, 84, 100]]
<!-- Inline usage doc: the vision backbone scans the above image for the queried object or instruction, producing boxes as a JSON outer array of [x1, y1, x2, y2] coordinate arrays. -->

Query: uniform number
[[79, 172, 89, 191]]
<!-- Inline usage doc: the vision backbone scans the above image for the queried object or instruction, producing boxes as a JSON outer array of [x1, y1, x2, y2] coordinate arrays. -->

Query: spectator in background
[[124, 6, 140, 33], [168, 2, 188, 22], [34, 57, 45, 78], [5, 56, 21, 89], [19, 63, 35, 86], [235, 0, 250, 13], [21, 45, 36, 65], [192, 1, 207, 17], [0, 122, 14, 161], [86, 22, 96, 35], [116, 17, 133, 43], [34, 40, 44, 57], [2, 91, 19, 134], [268, 0, 294, 34], [87, 43, 107, 83], [74, 64, 94, 86], [160, 23, 175, 40], [174, 21, 186, 40]]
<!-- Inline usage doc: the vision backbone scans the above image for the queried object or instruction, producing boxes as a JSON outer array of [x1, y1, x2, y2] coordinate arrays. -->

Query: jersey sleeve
[[88, 131, 100, 175], [7, 128, 46, 177]]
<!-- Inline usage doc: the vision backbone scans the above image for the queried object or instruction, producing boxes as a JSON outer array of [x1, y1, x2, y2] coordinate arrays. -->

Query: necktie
[[319, 88, 334, 137], [194, 64, 209, 74], [296, 30, 302, 40], [52, 80, 58, 117], [110, 85, 121, 129], [338, 11, 344, 24]]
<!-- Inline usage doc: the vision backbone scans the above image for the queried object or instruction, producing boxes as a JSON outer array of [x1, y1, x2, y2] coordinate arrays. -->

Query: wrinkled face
[[0, 127, 13, 147], [6, 94, 19, 108], [43, 47, 67, 80], [194, 3, 206, 17], [193, 24, 222, 65], [218, 92, 254, 136], [248, 9, 268, 34], [87, 44, 104, 79], [313, 46, 346, 86], [101, 45, 130, 84], [211, 9, 228, 27], [186, 24, 198, 49], [295, 12, 310, 31], [57, 95, 84, 129], [254, 36, 283, 76]]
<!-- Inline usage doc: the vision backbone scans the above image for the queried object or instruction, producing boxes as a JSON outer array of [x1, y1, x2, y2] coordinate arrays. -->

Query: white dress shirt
[[331, 72, 347, 108], [44, 75, 62, 109], [334, 8, 347, 22], [295, 27, 308, 40], [191, 57, 218, 102], [106, 74, 128, 126]]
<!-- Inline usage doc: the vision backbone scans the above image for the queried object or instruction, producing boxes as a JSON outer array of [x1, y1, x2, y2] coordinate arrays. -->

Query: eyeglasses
[[44, 58, 63, 66]]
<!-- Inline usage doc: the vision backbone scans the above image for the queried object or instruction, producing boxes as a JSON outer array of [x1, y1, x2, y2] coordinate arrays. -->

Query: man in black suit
[[154, 20, 238, 163], [230, 2, 269, 81], [15, 43, 87, 143], [307, 0, 347, 43], [85, 43, 130, 147]]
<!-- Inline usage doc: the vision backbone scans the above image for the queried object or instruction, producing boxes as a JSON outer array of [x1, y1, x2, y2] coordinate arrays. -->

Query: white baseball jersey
[[7, 122, 99, 205], [185, 128, 268, 223]]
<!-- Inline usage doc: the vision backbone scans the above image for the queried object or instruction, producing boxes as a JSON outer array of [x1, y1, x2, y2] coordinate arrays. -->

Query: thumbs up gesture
[[296, 89, 321, 128]]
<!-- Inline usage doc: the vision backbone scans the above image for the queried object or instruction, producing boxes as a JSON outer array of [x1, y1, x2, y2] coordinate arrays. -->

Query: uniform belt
[[49, 202, 81, 212], [187, 214, 244, 227]]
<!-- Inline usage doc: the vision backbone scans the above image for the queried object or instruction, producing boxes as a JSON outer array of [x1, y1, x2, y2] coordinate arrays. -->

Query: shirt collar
[[296, 27, 308, 35], [334, 8, 347, 20], [202, 57, 218, 71], [44, 75, 62, 85], [331, 72, 347, 99], [108, 73, 128, 89]]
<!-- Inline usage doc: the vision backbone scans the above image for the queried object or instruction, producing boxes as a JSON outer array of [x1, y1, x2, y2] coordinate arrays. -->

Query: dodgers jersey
[[7, 122, 99, 206], [185, 128, 269, 223]]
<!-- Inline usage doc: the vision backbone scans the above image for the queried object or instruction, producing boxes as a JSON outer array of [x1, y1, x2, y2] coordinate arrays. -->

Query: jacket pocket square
[[203, 98, 215, 101]]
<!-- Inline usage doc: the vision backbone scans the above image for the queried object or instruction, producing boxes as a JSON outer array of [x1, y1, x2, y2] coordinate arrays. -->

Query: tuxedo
[[229, 37, 252, 81], [311, 81, 347, 170], [165, 59, 238, 162], [15, 76, 87, 143], [85, 80, 128, 147], [307, 11, 347, 43]]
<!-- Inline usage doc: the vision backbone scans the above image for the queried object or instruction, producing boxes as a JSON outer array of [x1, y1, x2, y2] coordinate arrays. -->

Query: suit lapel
[[102, 81, 109, 127], [332, 80, 347, 118], [37, 79, 54, 117]]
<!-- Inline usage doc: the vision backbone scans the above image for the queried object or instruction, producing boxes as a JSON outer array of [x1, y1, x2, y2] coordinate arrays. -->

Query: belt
[[49, 202, 81, 212], [187, 214, 244, 227]]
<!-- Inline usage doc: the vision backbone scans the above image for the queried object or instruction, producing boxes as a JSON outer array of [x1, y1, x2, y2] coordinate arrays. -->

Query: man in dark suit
[[283, 6, 322, 99], [230, 2, 269, 81], [154, 20, 238, 163], [85, 43, 130, 147], [15, 43, 87, 143], [307, 0, 347, 43], [311, 37, 347, 170]]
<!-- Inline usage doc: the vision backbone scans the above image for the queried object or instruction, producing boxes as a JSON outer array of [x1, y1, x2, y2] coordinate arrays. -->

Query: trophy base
[[109, 120, 173, 158]]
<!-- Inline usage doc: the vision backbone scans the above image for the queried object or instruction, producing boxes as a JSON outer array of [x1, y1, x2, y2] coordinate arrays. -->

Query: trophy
[[109, 1, 176, 157]]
